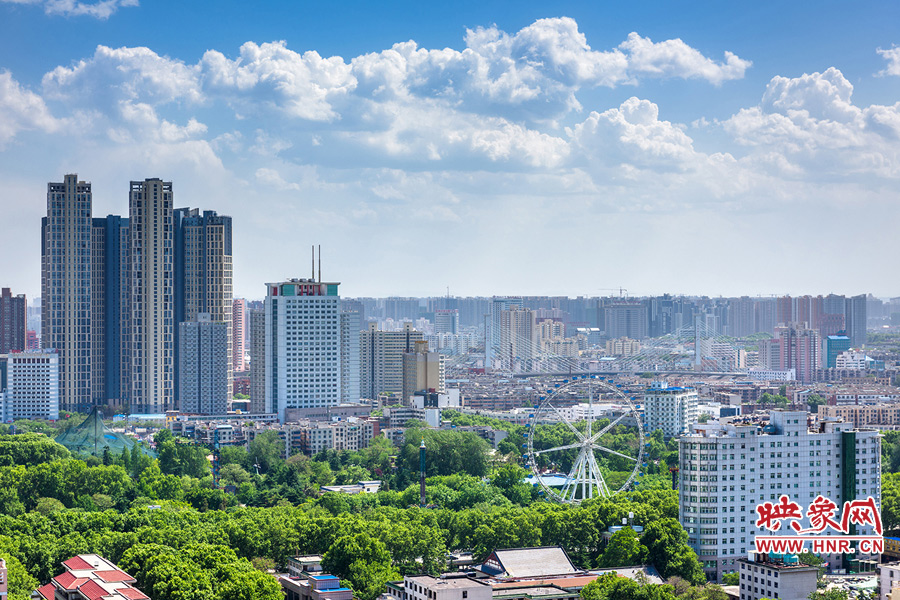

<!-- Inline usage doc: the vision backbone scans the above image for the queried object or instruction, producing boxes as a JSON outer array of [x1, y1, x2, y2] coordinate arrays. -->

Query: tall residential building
[[128, 178, 174, 413], [487, 297, 523, 367], [360, 322, 423, 399], [8, 350, 59, 420], [0, 288, 26, 354], [90, 215, 129, 406], [340, 309, 361, 403], [232, 298, 247, 373], [498, 305, 536, 370], [434, 309, 459, 334], [249, 308, 267, 413], [643, 381, 698, 438], [762, 323, 821, 383], [402, 340, 445, 404], [754, 298, 777, 336], [605, 302, 648, 340], [173, 208, 233, 410], [265, 278, 341, 422], [679, 411, 880, 582], [178, 313, 228, 415], [845, 294, 867, 348], [825, 334, 852, 369], [727, 297, 755, 338], [42, 174, 93, 411]]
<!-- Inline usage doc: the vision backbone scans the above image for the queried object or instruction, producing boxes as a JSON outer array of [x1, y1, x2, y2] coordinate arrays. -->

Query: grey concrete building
[[178, 313, 228, 415]]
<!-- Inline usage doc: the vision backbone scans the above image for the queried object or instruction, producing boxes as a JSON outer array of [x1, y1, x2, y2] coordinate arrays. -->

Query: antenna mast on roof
[[311, 245, 315, 280], [318, 244, 321, 282]]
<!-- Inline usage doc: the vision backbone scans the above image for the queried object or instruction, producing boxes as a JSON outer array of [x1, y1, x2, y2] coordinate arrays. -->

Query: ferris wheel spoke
[[546, 402, 585, 442], [533, 442, 583, 455], [592, 444, 638, 462], [586, 412, 627, 444]]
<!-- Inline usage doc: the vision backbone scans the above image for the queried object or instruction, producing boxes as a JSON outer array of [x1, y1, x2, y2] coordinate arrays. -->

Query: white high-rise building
[[679, 410, 881, 582], [340, 309, 361, 403], [643, 381, 698, 438], [178, 314, 228, 415], [265, 278, 341, 422], [8, 350, 59, 420]]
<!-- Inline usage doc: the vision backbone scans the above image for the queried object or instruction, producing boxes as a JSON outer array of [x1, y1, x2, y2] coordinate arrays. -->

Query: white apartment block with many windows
[[679, 410, 880, 582], [644, 381, 698, 438], [265, 279, 341, 422]]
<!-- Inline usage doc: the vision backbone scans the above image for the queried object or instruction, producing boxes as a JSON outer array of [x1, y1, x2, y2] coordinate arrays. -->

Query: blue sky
[[1, 0, 899, 299]]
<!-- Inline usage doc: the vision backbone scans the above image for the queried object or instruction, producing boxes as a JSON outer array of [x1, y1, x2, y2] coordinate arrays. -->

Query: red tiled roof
[[54, 570, 78, 588], [36, 583, 57, 599], [77, 578, 108, 600], [95, 569, 135, 583], [63, 556, 95, 571], [118, 587, 150, 599]]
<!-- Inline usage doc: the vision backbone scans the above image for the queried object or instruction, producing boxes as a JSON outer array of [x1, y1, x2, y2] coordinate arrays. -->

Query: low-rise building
[[738, 554, 818, 600], [280, 573, 353, 600], [879, 563, 900, 600], [34, 554, 148, 600], [386, 574, 492, 600]]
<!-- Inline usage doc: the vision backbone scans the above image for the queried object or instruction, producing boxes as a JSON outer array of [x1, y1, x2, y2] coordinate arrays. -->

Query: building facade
[[128, 178, 174, 413], [643, 381, 698, 438], [0, 288, 26, 354], [178, 314, 228, 415], [679, 411, 881, 582], [402, 340, 445, 404], [173, 208, 233, 410], [360, 322, 423, 400], [738, 554, 818, 600], [42, 174, 93, 411], [265, 279, 341, 422], [249, 308, 267, 413], [232, 298, 247, 373], [8, 350, 59, 420], [340, 309, 361, 403]]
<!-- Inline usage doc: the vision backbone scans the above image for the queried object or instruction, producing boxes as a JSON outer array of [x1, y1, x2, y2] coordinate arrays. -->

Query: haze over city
[[1, 0, 899, 298]]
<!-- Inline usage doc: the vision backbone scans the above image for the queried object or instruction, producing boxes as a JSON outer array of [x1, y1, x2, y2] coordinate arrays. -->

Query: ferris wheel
[[525, 375, 645, 503]]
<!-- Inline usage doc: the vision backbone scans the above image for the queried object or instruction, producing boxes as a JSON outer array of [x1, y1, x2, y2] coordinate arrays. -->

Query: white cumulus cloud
[[877, 46, 900, 77], [0, 71, 62, 147], [0, 0, 137, 19]]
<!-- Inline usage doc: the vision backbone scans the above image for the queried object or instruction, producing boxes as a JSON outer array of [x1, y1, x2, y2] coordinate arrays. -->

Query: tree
[[641, 519, 705, 585], [0, 553, 38, 600], [220, 464, 251, 486], [720, 572, 739, 585], [806, 394, 826, 411], [248, 431, 283, 473], [323, 534, 400, 600], [598, 527, 647, 568]]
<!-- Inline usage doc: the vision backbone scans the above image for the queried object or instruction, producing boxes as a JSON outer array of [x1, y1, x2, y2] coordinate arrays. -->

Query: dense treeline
[[0, 425, 702, 600]]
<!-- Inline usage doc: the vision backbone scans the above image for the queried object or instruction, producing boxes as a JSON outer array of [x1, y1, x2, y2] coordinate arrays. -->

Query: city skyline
[[1, 2, 899, 299]]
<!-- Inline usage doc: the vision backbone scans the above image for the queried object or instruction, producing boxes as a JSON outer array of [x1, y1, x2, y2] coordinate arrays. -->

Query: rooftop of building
[[406, 575, 491, 589], [480, 547, 579, 579]]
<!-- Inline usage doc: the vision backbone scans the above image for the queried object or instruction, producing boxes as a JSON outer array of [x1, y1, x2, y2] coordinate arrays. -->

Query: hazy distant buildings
[[845, 293, 867, 348], [488, 297, 523, 367], [265, 278, 341, 422], [605, 302, 647, 340], [178, 313, 228, 415], [434, 309, 459, 334], [360, 322, 423, 399], [606, 337, 641, 356], [0, 288, 26, 354], [42, 174, 93, 411], [498, 305, 536, 371], [762, 323, 821, 383]]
